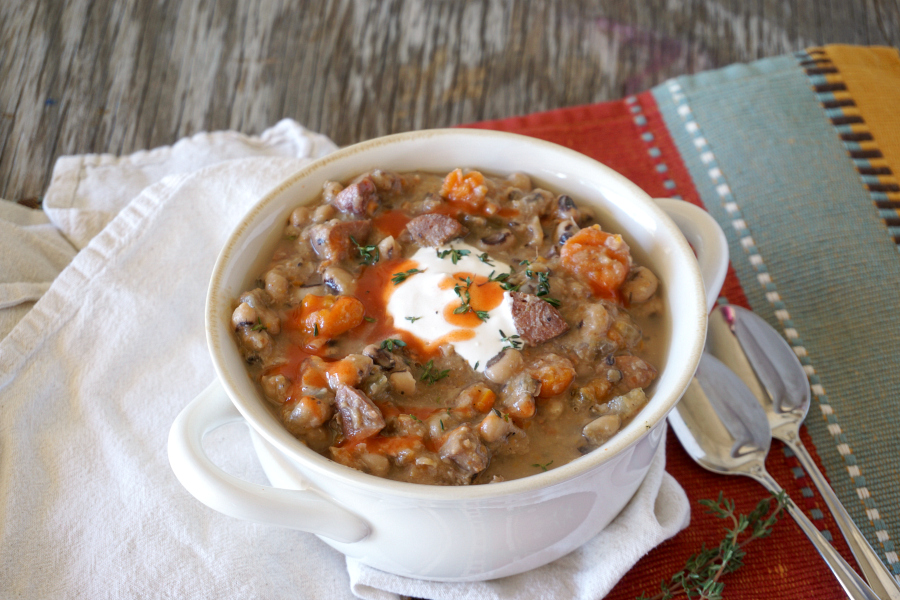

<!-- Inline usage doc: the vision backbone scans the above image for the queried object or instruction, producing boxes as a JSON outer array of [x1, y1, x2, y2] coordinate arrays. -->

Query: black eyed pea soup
[[231, 168, 666, 485]]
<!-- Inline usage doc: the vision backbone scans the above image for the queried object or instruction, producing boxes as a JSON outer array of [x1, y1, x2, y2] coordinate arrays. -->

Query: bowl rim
[[206, 128, 706, 501]]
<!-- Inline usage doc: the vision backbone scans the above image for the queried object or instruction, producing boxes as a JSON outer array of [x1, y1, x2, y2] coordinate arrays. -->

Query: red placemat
[[465, 91, 856, 599]]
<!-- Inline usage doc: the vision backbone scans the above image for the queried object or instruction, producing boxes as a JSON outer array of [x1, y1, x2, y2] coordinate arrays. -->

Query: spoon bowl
[[669, 352, 879, 600], [706, 304, 900, 599]]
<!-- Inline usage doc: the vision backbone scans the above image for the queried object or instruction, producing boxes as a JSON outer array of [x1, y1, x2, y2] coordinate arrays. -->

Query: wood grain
[[1, 0, 898, 202]]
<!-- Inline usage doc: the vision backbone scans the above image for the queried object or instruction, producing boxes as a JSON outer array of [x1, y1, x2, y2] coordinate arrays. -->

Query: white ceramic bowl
[[168, 129, 728, 582]]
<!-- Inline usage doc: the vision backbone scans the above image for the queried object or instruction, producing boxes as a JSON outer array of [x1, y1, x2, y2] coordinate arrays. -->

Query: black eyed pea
[[231, 302, 257, 328], [321, 181, 344, 204], [389, 371, 417, 396], [484, 348, 524, 384], [289, 206, 311, 228], [582, 413, 621, 445], [264, 270, 290, 304], [621, 266, 659, 304], [542, 398, 565, 420], [526, 215, 544, 247], [555, 219, 579, 245], [506, 172, 533, 191], [377, 235, 401, 260], [312, 204, 335, 223], [260, 374, 290, 404], [323, 266, 356, 295]]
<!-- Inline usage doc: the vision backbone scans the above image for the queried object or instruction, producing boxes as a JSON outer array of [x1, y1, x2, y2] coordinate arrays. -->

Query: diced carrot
[[473, 388, 496, 413], [289, 294, 365, 340], [440, 168, 488, 209], [310, 295, 365, 338], [559, 225, 632, 301], [534, 364, 576, 398]]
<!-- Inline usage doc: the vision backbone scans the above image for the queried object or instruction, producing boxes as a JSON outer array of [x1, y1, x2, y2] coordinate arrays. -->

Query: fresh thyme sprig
[[533, 270, 561, 306], [521, 261, 561, 307], [350, 236, 380, 265], [380, 338, 406, 351], [453, 276, 490, 321], [637, 491, 787, 600], [477, 252, 494, 266], [420, 359, 450, 385], [391, 268, 423, 285], [499, 329, 522, 350], [486, 270, 520, 292], [436, 248, 470, 264]]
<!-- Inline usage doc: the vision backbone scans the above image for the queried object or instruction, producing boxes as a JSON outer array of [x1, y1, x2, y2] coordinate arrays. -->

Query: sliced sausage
[[335, 385, 385, 441], [440, 424, 490, 476], [331, 178, 379, 216], [613, 355, 658, 390], [406, 214, 468, 247], [510, 292, 570, 346]]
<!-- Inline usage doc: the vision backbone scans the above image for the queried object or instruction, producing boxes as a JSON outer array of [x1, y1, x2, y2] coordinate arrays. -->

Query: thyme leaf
[[636, 491, 787, 600], [436, 248, 471, 264], [391, 268, 423, 285], [452, 276, 490, 321], [499, 329, 522, 350], [420, 359, 450, 385], [350, 236, 380, 265], [380, 338, 407, 351]]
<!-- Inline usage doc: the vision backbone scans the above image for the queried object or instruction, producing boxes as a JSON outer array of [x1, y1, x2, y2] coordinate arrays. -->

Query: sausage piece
[[335, 385, 385, 441], [440, 424, 490, 476], [613, 355, 658, 390], [331, 178, 380, 216], [510, 292, 570, 346], [406, 214, 468, 247]]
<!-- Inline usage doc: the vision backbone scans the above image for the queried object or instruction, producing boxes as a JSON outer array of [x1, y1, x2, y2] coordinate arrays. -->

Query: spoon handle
[[781, 433, 900, 599], [753, 469, 881, 600]]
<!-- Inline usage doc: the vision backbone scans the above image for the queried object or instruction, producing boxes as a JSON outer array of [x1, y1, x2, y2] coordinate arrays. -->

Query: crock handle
[[167, 379, 370, 543], [653, 198, 729, 313]]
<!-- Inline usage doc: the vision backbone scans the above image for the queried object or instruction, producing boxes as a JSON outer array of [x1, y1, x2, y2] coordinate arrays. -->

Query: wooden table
[[2, 0, 898, 204]]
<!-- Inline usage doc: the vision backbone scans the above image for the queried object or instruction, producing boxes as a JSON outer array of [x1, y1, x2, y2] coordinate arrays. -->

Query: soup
[[231, 168, 665, 485]]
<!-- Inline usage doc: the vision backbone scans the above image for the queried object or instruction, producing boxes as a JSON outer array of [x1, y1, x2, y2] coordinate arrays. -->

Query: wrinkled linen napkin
[[0, 119, 689, 599]]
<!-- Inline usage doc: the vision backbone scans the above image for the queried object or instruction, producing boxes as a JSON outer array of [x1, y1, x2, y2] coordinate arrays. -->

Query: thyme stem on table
[[637, 491, 788, 600]]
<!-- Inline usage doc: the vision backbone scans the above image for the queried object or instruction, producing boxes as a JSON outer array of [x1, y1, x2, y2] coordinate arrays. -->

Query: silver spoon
[[706, 304, 900, 599], [669, 353, 880, 600]]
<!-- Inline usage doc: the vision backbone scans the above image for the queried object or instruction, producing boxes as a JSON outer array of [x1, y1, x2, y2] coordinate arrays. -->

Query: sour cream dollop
[[386, 242, 519, 372]]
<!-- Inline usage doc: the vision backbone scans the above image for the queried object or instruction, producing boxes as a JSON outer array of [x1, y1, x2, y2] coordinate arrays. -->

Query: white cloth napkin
[[0, 120, 690, 600]]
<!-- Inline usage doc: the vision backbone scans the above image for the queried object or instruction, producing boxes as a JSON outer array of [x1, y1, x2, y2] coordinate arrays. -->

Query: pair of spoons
[[669, 304, 900, 600]]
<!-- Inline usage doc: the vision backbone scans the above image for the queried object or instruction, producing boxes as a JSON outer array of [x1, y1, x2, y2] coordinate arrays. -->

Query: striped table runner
[[469, 44, 900, 599]]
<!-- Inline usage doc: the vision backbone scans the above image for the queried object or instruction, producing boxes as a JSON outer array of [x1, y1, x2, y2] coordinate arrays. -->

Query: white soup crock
[[168, 129, 728, 582]]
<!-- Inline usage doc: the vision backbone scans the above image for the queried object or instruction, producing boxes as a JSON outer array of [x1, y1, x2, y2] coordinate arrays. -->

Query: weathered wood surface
[[2, 0, 898, 203]]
